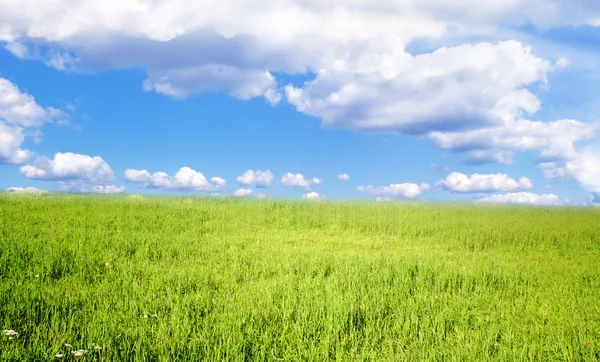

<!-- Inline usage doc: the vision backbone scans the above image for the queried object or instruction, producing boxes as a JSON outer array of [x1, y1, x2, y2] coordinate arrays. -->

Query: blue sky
[[0, 1, 599, 205]]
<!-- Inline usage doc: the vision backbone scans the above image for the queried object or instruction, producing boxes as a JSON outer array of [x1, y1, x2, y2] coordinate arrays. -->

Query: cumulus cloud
[[17, 152, 124, 193], [280, 173, 322, 191], [124, 169, 151, 184], [1, 1, 594, 113], [429, 119, 595, 165], [287, 41, 551, 135], [538, 151, 600, 193], [124, 167, 226, 192], [357, 183, 430, 199], [20, 152, 115, 182], [0, 78, 68, 164], [232, 188, 253, 197], [0, 78, 66, 128], [436, 172, 533, 193], [58, 181, 125, 194], [477, 192, 560, 205], [337, 173, 350, 181], [236, 169, 274, 188], [0, 122, 33, 164], [302, 191, 323, 200], [4, 186, 48, 194], [92, 185, 126, 194]]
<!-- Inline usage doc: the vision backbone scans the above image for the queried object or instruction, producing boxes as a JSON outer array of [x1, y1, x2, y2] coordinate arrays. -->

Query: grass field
[[1, 195, 599, 361]]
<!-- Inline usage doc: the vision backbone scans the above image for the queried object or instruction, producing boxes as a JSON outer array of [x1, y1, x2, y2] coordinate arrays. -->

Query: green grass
[[1, 195, 599, 361]]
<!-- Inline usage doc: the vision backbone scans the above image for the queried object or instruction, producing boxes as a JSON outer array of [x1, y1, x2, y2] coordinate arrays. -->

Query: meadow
[[0, 194, 599, 361]]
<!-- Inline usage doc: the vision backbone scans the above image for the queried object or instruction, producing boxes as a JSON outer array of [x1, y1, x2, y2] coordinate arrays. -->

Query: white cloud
[[436, 172, 533, 193], [539, 151, 600, 193], [358, 183, 430, 199], [236, 169, 274, 188], [286, 41, 551, 135], [477, 192, 560, 205], [0, 78, 65, 128], [0, 122, 33, 164], [233, 188, 253, 197], [560, 152, 600, 193], [20, 152, 115, 182], [429, 119, 595, 165], [337, 173, 350, 181], [124, 167, 226, 192], [2, 1, 594, 107], [0, 78, 68, 164], [4, 41, 31, 58], [58, 181, 125, 194], [538, 162, 568, 179], [4, 186, 48, 194], [302, 191, 322, 200], [280, 172, 322, 191], [92, 185, 126, 194], [124, 169, 151, 184], [143, 67, 280, 102]]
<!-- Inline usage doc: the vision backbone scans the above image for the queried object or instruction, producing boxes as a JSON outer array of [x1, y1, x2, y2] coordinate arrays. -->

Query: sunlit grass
[[1, 195, 599, 360]]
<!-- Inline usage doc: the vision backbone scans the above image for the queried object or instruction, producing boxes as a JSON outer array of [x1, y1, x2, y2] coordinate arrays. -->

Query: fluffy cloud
[[477, 192, 560, 205], [143, 67, 280, 102], [124, 169, 151, 184], [337, 173, 350, 181], [236, 169, 274, 188], [538, 162, 569, 179], [2, 0, 599, 42], [2, 1, 595, 110], [20, 152, 115, 182], [358, 183, 430, 199], [4, 186, 48, 194], [538, 151, 600, 193], [302, 191, 323, 200], [0, 122, 33, 164], [0, 78, 67, 164], [232, 188, 254, 197], [280, 173, 322, 191], [0, 78, 65, 128], [58, 181, 125, 194], [436, 172, 532, 193], [124, 167, 226, 192], [92, 185, 126, 194], [429, 119, 595, 165], [287, 41, 551, 135], [17, 152, 124, 193]]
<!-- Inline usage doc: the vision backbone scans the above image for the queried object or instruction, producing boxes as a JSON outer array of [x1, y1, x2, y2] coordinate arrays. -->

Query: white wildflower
[[55, 354, 64, 358], [35, 274, 39, 278], [94, 345, 102, 350], [65, 343, 72, 348], [72, 349, 88, 357], [3, 330, 18, 336]]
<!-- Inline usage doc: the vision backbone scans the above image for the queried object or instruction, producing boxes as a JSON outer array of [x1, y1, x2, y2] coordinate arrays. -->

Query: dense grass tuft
[[1, 195, 599, 360]]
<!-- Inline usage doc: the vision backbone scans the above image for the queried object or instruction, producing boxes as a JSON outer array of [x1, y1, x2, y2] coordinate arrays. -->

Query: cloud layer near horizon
[[1, 0, 599, 201]]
